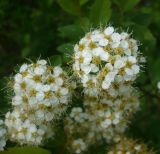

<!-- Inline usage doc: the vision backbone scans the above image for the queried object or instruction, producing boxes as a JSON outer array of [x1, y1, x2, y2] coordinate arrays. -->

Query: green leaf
[[113, 0, 140, 12], [77, 17, 91, 31], [123, 0, 140, 11], [131, 12, 151, 26], [57, 0, 80, 16], [57, 43, 74, 54], [0, 147, 51, 154], [133, 25, 156, 50], [79, 0, 88, 5], [49, 55, 62, 66], [90, 0, 111, 26], [21, 47, 31, 58], [148, 58, 160, 84], [57, 43, 74, 63], [58, 25, 84, 41]]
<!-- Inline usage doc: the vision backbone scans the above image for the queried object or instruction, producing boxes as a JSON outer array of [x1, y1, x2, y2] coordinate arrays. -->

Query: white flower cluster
[[107, 137, 155, 154], [65, 26, 143, 153], [5, 60, 72, 145], [72, 139, 87, 154], [65, 85, 139, 153], [73, 26, 143, 90], [0, 120, 7, 151]]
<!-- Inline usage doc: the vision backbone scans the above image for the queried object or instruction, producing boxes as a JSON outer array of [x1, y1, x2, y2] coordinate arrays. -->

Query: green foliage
[[58, 24, 84, 41], [57, 0, 81, 16], [90, 0, 111, 26], [113, 0, 140, 12], [49, 55, 62, 66], [0, 0, 160, 153], [0, 147, 51, 154]]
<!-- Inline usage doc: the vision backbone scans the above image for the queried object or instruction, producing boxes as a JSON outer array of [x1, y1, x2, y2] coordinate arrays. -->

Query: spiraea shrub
[[0, 25, 155, 154]]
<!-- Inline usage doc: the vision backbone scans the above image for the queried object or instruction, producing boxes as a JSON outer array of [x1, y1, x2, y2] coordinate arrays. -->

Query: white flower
[[37, 59, 47, 65], [20, 64, 28, 72], [70, 107, 82, 118], [112, 118, 120, 125], [132, 65, 140, 74], [14, 74, 23, 83], [73, 62, 80, 71], [102, 71, 118, 89], [157, 82, 160, 90], [111, 33, 121, 42], [104, 26, 114, 35], [102, 81, 111, 90], [111, 42, 120, 48], [124, 49, 131, 56], [12, 95, 23, 105], [100, 51, 109, 61], [90, 64, 99, 73], [114, 58, 125, 69], [108, 137, 153, 154], [139, 56, 146, 63], [0, 120, 7, 151], [34, 66, 46, 75], [42, 85, 51, 92], [81, 75, 89, 84], [125, 65, 139, 76], [91, 33, 104, 42], [60, 88, 69, 95], [120, 40, 129, 49], [82, 51, 92, 65], [36, 110, 45, 119], [121, 32, 129, 39], [92, 47, 103, 57], [54, 66, 63, 77], [72, 139, 86, 154], [101, 119, 112, 128], [36, 92, 44, 101], [99, 38, 108, 46], [128, 56, 137, 63], [81, 64, 91, 74], [55, 78, 63, 86], [45, 112, 54, 121]]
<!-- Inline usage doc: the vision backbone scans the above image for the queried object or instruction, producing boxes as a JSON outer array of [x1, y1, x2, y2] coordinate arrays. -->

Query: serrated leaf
[[0, 147, 51, 154], [90, 0, 111, 26], [57, 0, 80, 16]]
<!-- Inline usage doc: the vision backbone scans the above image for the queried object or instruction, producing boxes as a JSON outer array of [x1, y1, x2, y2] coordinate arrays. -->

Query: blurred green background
[[0, 0, 160, 153]]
